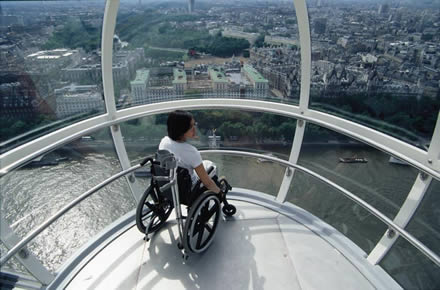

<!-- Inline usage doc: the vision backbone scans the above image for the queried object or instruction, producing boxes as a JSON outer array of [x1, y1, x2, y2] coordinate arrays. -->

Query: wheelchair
[[135, 150, 236, 259]]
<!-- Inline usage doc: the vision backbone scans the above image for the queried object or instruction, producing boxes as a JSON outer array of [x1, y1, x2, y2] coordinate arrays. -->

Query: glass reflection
[[114, 0, 300, 109], [203, 153, 286, 196], [298, 123, 418, 219], [121, 110, 295, 195], [122, 110, 296, 164], [0, 0, 105, 153], [286, 123, 418, 252], [308, 1, 439, 147], [287, 171, 387, 253], [405, 179, 440, 259], [385, 178, 440, 290], [381, 237, 439, 290]]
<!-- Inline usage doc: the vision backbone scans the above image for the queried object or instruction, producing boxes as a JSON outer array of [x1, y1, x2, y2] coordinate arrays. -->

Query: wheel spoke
[[192, 218, 203, 237], [151, 214, 160, 227], [205, 202, 219, 221], [144, 201, 156, 211], [205, 224, 213, 233], [196, 228, 204, 248], [156, 205, 166, 220], [201, 202, 210, 216], [141, 212, 152, 222]]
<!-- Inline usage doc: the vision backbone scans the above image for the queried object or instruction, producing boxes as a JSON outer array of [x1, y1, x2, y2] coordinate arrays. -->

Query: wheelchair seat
[[150, 163, 201, 207]]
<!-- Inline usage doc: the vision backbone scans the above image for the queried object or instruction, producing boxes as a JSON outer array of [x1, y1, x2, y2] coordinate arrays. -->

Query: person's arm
[[194, 163, 221, 194]]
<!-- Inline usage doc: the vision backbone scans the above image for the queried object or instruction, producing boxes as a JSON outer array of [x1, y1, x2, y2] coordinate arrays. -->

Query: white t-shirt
[[158, 136, 203, 184]]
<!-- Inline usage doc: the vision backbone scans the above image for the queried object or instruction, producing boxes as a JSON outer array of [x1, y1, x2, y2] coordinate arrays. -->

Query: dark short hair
[[167, 110, 193, 141]]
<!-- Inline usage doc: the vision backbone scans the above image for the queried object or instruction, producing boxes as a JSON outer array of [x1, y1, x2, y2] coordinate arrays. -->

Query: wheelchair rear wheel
[[136, 185, 173, 234], [183, 192, 221, 253]]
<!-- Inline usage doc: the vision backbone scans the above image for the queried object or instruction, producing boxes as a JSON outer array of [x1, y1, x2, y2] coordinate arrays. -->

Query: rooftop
[[173, 68, 187, 84], [26, 49, 77, 59], [209, 68, 229, 83], [243, 64, 269, 83], [131, 69, 150, 85]]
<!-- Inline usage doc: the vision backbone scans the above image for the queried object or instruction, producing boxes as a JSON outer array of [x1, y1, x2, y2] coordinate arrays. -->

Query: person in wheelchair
[[136, 110, 235, 256], [159, 110, 226, 204]]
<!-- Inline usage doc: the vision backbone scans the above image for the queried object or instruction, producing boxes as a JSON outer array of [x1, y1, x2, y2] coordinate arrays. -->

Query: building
[[188, 0, 195, 13], [55, 84, 104, 118], [173, 68, 187, 96], [130, 67, 189, 104], [62, 48, 144, 85], [130, 69, 150, 104], [264, 36, 299, 47], [314, 18, 327, 35], [378, 4, 390, 15], [0, 72, 53, 120], [208, 68, 229, 96], [62, 64, 101, 84], [242, 64, 269, 98]]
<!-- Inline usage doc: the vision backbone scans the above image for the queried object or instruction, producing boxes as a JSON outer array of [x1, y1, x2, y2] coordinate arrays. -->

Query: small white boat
[[389, 156, 408, 166], [257, 153, 275, 163]]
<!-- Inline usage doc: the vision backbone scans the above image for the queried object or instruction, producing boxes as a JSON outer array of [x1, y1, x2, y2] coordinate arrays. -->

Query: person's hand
[[218, 189, 226, 200]]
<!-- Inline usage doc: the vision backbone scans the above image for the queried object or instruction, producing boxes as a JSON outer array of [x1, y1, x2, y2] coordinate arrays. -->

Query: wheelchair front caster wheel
[[222, 204, 236, 216], [177, 242, 184, 250]]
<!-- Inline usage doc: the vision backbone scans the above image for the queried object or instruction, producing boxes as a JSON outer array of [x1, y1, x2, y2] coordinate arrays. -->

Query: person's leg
[[188, 160, 217, 205]]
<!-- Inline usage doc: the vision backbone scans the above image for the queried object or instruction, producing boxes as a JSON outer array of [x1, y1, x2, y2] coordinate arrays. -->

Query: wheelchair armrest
[[206, 166, 214, 175]]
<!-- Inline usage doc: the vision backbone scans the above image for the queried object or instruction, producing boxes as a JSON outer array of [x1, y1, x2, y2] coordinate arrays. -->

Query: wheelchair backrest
[[151, 163, 193, 206]]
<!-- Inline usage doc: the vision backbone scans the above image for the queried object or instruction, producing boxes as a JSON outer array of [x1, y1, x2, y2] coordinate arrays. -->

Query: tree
[[279, 122, 296, 141], [254, 34, 265, 48]]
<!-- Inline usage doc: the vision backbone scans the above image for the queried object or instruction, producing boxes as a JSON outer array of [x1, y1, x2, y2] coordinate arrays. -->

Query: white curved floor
[[66, 201, 398, 290]]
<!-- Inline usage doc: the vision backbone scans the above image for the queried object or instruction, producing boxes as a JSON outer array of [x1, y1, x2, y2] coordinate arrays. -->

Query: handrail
[[1, 150, 438, 269], [2, 100, 438, 181], [200, 149, 440, 267], [0, 163, 143, 267]]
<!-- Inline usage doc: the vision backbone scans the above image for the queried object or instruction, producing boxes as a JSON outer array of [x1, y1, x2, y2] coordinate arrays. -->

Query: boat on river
[[339, 157, 368, 163], [257, 152, 276, 163], [389, 156, 408, 165]]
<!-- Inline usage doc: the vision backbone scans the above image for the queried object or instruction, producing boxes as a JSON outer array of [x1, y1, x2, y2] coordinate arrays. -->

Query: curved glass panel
[[308, 2, 439, 148], [122, 110, 296, 162], [204, 153, 286, 195], [114, 1, 299, 110], [286, 123, 418, 252], [121, 110, 296, 195], [0, 1, 105, 153], [381, 179, 440, 289], [380, 237, 439, 290], [286, 170, 387, 253], [406, 179, 440, 257], [0, 127, 135, 273], [298, 123, 418, 220]]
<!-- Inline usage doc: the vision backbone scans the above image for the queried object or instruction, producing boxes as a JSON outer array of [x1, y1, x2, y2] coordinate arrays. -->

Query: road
[[148, 46, 188, 53]]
